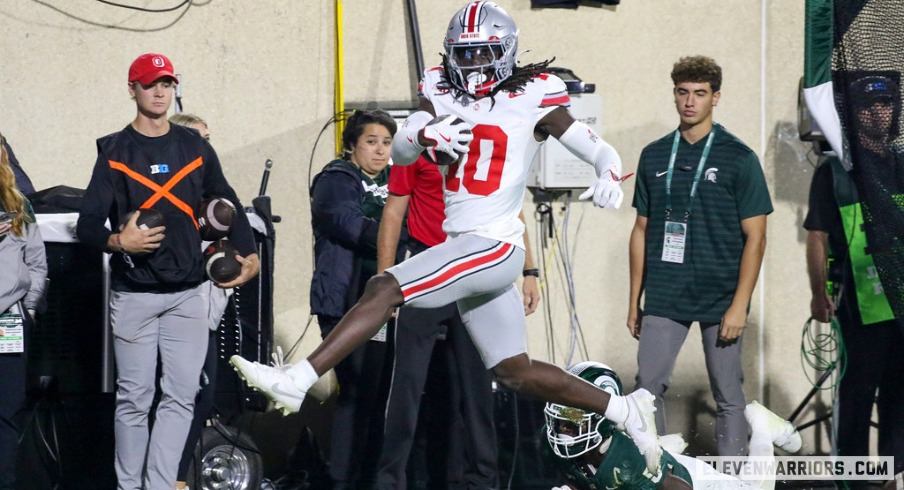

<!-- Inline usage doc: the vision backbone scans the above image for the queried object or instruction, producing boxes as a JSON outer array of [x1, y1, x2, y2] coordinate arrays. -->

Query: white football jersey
[[419, 67, 570, 248]]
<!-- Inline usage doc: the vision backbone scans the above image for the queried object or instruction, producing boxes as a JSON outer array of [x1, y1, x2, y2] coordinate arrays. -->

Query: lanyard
[[665, 128, 715, 221]]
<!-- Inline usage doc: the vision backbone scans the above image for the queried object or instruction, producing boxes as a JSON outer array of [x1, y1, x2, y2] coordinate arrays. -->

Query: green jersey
[[552, 431, 692, 490], [354, 161, 389, 276], [632, 124, 773, 323]]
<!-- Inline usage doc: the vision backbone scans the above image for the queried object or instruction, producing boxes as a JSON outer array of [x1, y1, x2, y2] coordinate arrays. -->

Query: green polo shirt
[[632, 124, 773, 323]]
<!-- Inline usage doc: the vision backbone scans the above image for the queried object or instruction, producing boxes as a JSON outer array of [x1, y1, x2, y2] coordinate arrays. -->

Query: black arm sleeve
[[76, 150, 115, 252], [4, 138, 36, 196]]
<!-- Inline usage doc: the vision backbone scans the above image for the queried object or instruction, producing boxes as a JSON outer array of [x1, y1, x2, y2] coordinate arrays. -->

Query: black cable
[[94, 0, 191, 12], [307, 111, 354, 196], [19, 395, 63, 489], [30, 0, 193, 31], [505, 392, 520, 490], [535, 204, 556, 361], [557, 195, 589, 363], [283, 314, 316, 362]]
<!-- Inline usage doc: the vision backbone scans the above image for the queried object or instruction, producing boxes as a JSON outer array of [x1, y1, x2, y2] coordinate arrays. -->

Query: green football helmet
[[544, 361, 623, 459]]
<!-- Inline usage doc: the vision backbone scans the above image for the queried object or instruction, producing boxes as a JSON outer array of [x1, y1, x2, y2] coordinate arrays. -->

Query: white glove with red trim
[[421, 114, 473, 160], [579, 168, 625, 209]]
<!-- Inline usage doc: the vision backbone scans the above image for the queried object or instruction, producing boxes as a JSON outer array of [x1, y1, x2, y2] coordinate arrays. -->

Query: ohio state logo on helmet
[[444, 1, 519, 96]]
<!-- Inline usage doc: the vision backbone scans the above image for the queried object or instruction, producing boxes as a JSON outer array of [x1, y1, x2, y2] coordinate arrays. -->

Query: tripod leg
[[788, 366, 835, 424]]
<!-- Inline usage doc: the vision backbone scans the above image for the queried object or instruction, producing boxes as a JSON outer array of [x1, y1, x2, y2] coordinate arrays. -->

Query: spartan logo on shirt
[[150, 164, 170, 174], [704, 168, 719, 183], [361, 181, 389, 199]]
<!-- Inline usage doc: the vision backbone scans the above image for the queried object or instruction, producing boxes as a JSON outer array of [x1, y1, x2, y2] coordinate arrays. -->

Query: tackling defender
[[230, 1, 663, 473], [545, 362, 802, 490]]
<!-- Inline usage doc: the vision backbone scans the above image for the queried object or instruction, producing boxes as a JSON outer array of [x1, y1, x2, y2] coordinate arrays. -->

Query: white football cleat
[[745, 400, 802, 453], [230, 355, 305, 416], [623, 389, 663, 474]]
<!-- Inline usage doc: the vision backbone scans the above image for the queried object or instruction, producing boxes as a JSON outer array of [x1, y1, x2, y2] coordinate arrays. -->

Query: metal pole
[[405, 0, 425, 81]]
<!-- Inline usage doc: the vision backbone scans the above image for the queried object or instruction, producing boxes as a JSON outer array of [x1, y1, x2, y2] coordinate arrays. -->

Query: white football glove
[[579, 169, 625, 209], [605, 388, 663, 475], [421, 115, 473, 159]]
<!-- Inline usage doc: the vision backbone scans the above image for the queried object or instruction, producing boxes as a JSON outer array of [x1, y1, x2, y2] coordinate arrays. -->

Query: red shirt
[[387, 157, 447, 247]]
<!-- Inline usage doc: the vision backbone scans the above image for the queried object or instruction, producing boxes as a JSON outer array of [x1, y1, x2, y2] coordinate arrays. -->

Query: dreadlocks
[[495, 58, 555, 95], [440, 55, 555, 108]]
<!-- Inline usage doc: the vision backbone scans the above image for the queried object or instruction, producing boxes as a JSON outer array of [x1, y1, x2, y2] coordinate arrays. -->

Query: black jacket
[[309, 159, 385, 318], [77, 124, 255, 292], [0, 134, 35, 195]]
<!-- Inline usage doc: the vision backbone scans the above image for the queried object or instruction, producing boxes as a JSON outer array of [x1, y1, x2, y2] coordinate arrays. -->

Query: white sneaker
[[230, 355, 306, 415], [745, 400, 802, 453], [622, 389, 663, 475]]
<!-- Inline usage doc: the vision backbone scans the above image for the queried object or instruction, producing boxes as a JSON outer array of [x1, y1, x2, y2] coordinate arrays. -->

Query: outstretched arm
[[536, 107, 625, 209]]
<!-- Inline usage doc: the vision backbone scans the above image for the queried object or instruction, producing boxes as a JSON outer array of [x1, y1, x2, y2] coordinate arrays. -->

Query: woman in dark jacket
[[310, 110, 397, 489]]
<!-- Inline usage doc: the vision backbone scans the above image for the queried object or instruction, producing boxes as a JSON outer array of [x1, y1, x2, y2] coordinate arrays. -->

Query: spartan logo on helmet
[[444, 1, 519, 96], [544, 362, 623, 459]]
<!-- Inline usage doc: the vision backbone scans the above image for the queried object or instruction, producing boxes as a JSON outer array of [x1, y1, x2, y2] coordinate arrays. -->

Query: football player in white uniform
[[230, 0, 663, 474]]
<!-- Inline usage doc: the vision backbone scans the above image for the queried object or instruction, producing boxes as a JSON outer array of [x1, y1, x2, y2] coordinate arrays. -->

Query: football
[[197, 197, 237, 241], [121, 209, 165, 231], [203, 239, 242, 284], [421, 115, 469, 166]]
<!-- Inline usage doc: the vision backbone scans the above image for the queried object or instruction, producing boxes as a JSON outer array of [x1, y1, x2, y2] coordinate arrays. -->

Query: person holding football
[[230, 1, 663, 474]]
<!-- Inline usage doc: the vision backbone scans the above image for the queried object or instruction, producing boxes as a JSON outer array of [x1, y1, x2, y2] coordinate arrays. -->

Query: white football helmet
[[443, 1, 519, 96], [544, 362, 622, 459]]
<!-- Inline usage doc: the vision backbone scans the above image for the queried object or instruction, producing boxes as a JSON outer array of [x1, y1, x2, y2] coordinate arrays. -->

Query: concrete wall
[[0, 0, 838, 456]]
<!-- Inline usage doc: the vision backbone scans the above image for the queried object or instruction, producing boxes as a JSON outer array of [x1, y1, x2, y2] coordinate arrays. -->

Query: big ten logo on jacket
[[98, 124, 240, 289]]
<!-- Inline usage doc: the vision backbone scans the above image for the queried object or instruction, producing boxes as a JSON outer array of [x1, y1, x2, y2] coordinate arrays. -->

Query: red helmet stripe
[[465, 1, 483, 33]]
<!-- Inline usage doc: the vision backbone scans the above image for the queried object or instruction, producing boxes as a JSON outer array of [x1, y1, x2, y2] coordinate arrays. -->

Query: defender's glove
[[421, 115, 473, 159]]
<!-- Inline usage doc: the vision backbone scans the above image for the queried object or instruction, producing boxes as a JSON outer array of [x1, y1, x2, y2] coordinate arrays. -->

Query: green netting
[[832, 0, 904, 323]]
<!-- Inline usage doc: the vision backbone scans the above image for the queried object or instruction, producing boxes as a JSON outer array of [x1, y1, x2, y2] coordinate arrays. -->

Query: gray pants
[[635, 315, 748, 456], [387, 234, 527, 369], [110, 284, 209, 490]]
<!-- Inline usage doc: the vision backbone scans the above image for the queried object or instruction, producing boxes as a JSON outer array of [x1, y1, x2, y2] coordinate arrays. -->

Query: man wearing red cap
[[77, 53, 260, 490]]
